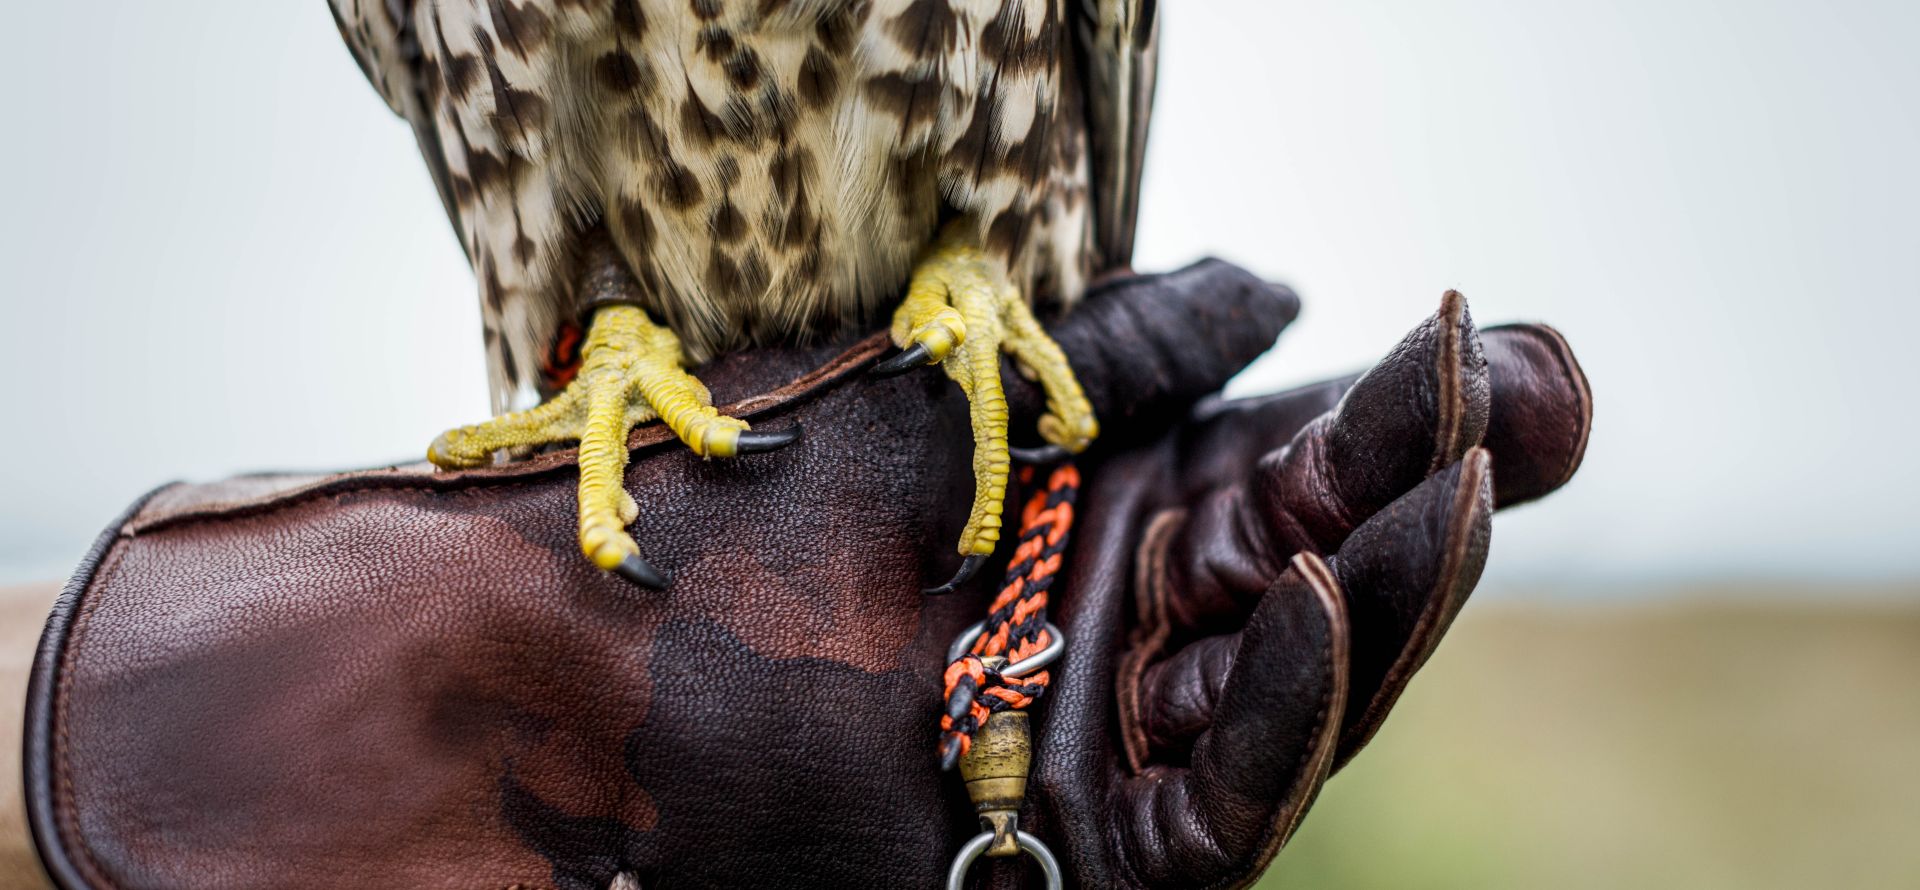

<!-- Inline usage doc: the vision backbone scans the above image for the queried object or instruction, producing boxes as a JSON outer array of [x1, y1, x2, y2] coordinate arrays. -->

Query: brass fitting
[[958, 699, 1031, 858]]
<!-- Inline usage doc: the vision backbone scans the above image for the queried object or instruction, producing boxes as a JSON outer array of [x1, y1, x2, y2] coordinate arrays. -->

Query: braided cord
[[939, 463, 1080, 766]]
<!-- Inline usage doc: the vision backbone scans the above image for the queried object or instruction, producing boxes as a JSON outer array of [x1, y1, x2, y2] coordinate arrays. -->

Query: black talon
[[923, 554, 988, 595], [871, 343, 935, 378], [1010, 443, 1071, 465], [734, 424, 803, 454], [614, 553, 671, 590]]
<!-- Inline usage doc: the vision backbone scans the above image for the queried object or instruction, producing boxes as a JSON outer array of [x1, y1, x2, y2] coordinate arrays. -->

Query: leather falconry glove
[[26, 261, 1589, 890]]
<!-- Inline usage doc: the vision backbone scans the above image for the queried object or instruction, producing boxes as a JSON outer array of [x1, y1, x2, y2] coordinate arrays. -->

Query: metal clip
[[946, 622, 1065, 678]]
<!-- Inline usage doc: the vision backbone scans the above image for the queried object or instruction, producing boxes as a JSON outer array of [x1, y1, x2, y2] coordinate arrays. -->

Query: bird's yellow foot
[[876, 225, 1098, 594], [428, 304, 798, 588]]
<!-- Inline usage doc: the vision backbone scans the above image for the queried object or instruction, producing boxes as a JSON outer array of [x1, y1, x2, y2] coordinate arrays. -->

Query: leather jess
[[25, 260, 1590, 889]]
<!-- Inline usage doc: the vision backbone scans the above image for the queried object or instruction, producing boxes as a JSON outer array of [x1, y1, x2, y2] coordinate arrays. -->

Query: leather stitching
[[1539, 326, 1593, 490], [1431, 295, 1464, 475], [55, 536, 131, 890], [1116, 508, 1185, 774], [1341, 453, 1489, 756]]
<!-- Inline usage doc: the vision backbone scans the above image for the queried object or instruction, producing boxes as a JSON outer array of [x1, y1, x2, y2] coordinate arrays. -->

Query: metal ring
[[946, 622, 1065, 678], [945, 830, 1063, 890]]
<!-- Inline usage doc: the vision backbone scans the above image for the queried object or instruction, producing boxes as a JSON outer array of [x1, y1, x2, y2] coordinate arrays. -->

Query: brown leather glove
[[26, 262, 1588, 890]]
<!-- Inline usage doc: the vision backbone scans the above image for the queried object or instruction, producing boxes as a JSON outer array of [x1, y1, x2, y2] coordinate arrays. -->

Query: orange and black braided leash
[[939, 463, 1080, 770]]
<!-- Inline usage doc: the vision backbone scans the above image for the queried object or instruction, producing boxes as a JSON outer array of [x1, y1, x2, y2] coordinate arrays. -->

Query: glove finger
[[1132, 632, 1239, 762], [1112, 554, 1349, 888], [1002, 260, 1302, 444], [1481, 323, 1593, 506], [1327, 447, 1494, 768], [1163, 319, 1590, 514], [1142, 292, 1489, 635], [1124, 451, 1492, 771], [1256, 290, 1490, 556]]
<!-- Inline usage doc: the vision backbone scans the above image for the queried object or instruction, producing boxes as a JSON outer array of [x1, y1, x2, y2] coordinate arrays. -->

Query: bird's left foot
[[877, 226, 1099, 594]]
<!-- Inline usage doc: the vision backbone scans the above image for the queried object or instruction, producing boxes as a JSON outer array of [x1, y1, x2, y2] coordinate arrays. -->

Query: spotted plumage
[[332, 0, 1156, 414]]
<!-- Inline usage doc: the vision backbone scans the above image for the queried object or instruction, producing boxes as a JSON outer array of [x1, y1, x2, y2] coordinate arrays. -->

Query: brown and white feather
[[331, 0, 1157, 413]]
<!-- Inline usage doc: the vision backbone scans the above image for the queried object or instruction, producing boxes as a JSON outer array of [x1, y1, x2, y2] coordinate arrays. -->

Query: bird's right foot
[[428, 304, 798, 588]]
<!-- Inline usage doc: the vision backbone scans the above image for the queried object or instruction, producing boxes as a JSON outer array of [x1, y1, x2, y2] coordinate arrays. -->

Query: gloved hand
[[28, 260, 1587, 890], [977, 286, 1591, 888]]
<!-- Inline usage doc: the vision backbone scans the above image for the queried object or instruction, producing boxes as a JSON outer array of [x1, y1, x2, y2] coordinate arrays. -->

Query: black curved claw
[[614, 553, 671, 590], [923, 554, 988, 596], [734, 424, 803, 454], [1009, 443, 1071, 465], [871, 343, 935, 378], [938, 738, 965, 772]]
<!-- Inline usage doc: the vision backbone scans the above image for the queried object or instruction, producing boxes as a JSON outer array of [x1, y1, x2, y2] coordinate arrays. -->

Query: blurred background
[[1, 0, 1916, 887]]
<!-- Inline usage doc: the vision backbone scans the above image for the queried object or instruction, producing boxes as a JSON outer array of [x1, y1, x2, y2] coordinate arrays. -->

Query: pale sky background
[[2, 1, 1916, 595]]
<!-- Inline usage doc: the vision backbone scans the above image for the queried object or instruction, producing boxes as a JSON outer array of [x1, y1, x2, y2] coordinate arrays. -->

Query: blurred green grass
[[1263, 599, 1920, 890]]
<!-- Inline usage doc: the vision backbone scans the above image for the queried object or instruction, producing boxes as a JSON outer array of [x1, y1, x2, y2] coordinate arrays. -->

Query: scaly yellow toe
[[890, 223, 1097, 562]]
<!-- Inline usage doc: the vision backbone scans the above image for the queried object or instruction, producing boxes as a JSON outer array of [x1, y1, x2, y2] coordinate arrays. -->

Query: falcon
[[330, 0, 1158, 590]]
